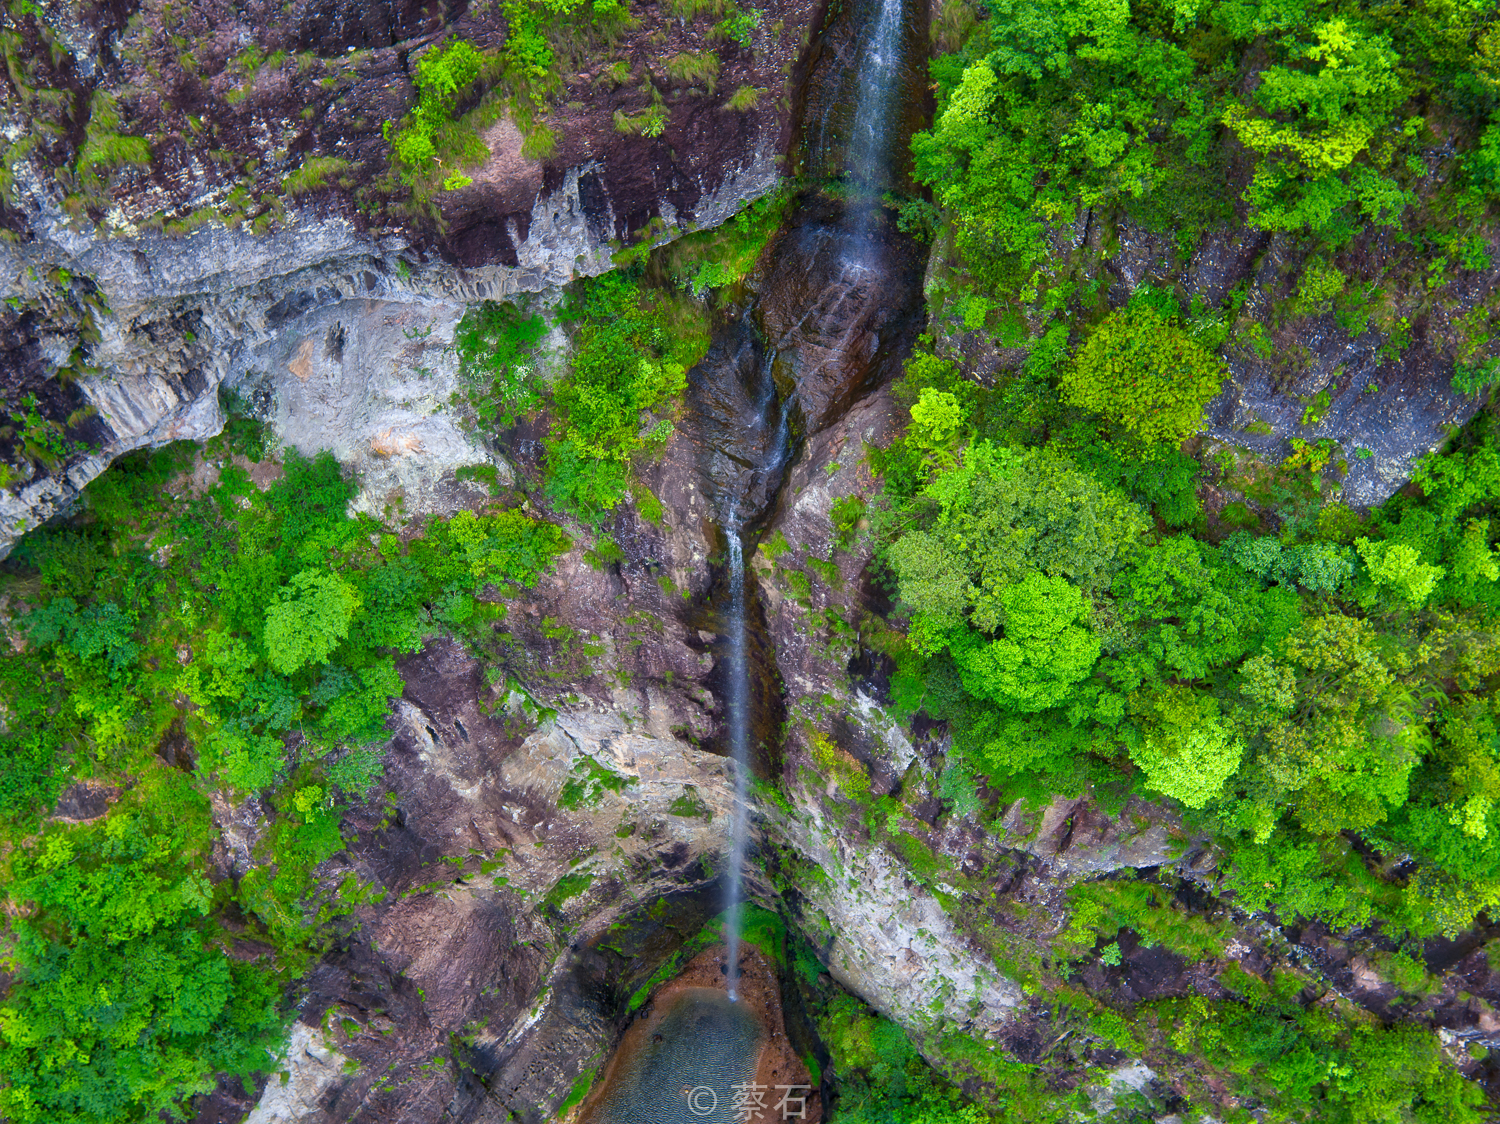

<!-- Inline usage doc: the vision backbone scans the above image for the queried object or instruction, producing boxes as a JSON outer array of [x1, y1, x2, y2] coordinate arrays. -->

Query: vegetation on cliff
[[0, 420, 568, 1121], [822, 0, 1500, 1116], [891, 0, 1500, 940], [6, 0, 1500, 1118]]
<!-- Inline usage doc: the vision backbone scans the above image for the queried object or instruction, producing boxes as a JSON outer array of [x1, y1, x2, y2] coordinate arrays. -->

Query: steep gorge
[[3, 1, 1500, 1123]]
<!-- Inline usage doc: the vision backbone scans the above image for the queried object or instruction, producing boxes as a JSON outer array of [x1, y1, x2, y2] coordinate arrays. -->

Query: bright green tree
[[1354, 537, 1445, 609], [1223, 18, 1412, 236], [263, 570, 361, 675], [908, 387, 967, 473], [949, 572, 1102, 712], [1235, 613, 1424, 835], [1128, 686, 1244, 808], [1063, 307, 1226, 446], [887, 442, 1145, 710]]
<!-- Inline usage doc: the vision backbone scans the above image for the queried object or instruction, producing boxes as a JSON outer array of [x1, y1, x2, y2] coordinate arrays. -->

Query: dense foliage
[[817, 993, 1065, 1124], [856, 8, 1500, 1105], [0, 772, 281, 1124], [912, 0, 1500, 288], [1062, 306, 1226, 445], [0, 424, 568, 1121], [878, 0, 1500, 932], [545, 270, 709, 517], [456, 267, 722, 521], [878, 358, 1500, 924]]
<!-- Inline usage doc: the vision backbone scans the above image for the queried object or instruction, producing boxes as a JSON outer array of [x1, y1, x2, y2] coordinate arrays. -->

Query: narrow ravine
[[723, 508, 751, 1000], [702, 0, 916, 1007]]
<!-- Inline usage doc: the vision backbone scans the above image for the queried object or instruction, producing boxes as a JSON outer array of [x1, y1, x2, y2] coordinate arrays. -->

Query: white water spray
[[845, 0, 906, 193]]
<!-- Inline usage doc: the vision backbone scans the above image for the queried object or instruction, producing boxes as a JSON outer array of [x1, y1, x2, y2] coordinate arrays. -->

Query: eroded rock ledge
[[0, 0, 813, 555]]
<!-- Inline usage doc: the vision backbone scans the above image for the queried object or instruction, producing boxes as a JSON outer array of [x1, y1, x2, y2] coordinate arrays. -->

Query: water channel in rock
[[701, 0, 922, 997], [582, 0, 929, 1115]]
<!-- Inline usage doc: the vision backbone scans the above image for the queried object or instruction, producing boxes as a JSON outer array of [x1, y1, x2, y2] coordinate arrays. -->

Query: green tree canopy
[[1232, 613, 1425, 836], [886, 442, 1145, 712], [950, 572, 1102, 712], [900, 441, 1151, 604], [1128, 686, 1244, 808], [1062, 307, 1226, 446], [263, 570, 361, 675]]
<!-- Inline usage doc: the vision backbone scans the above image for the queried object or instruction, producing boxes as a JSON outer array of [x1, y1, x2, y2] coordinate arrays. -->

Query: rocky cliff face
[[925, 212, 1498, 512], [0, 0, 819, 555], [7, 2, 1500, 1123]]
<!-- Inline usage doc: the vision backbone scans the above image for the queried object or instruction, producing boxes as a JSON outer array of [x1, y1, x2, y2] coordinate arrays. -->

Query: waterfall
[[723, 510, 749, 1000], [714, 0, 906, 1005], [719, 365, 796, 1000], [845, 0, 906, 194]]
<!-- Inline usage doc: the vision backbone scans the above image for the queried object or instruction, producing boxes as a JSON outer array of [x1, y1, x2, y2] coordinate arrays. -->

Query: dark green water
[[591, 988, 764, 1124]]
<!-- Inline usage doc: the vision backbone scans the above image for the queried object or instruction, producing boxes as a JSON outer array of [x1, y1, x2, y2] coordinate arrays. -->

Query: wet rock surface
[[794, 0, 931, 192], [756, 206, 928, 439], [1202, 313, 1484, 507], [8, 3, 1499, 1122]]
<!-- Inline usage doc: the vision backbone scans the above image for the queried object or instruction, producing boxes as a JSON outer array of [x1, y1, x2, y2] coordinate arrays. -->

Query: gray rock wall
[[0, 142, 783, 556]]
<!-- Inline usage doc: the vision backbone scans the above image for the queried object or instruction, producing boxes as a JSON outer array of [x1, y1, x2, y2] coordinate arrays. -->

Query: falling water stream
[[723, 510, 749, 1000], [581, 0, 923, 1117], [845, 0, 909, 199], [718, 0, 909, 1000]]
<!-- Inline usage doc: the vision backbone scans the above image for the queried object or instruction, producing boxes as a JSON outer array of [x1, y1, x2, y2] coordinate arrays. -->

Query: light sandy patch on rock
[[778, 798, 1025, 1038], [287, 337, 315, 380], [1350, 957, 1387, 991], [1084, 1060, 1160, 1118], [470, 116, 545, 199], [246, 1021, 349, 1124], [370, 427, 425, 456], [228, 297, 505, 519]]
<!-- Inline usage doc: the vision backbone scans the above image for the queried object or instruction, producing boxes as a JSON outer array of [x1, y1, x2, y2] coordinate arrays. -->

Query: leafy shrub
[[910, 0, 1429, 289], [0, 773, 283, 1124], [1223, 19, 1412, 240], [453, 299, 548, 428], [1063, 307, 1226, 446], [543, 271, 707, 518], [385, 40, 485, 180], [1063, 429, 1204, 528], [713, 7, 761, 47], [613, 103, 668, 137], [821, 993, 1060, 1124], [0, 404, 577, 1115], [887, 442, 1148, 620]]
